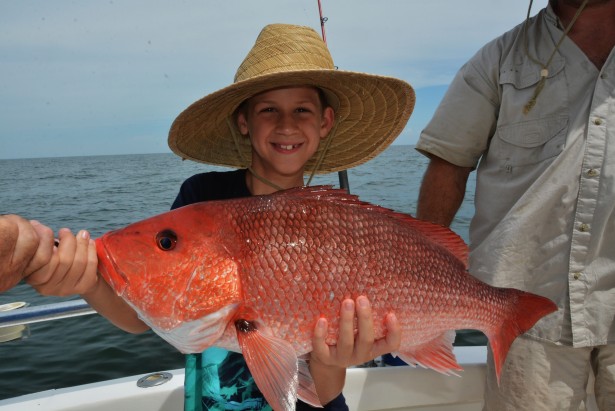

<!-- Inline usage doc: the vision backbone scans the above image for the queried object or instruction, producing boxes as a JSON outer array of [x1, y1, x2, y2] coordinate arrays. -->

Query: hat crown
[[169, 23, 415, 174], [234, 24, 335, 83]]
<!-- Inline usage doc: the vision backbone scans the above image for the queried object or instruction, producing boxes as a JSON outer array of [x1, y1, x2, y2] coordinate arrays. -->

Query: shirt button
[[573, 272, 581, 280], [593, 118, 603, 126], [587, 169, 599, 177], [601, 73, 608, 79], [579, 223, 590, 232]]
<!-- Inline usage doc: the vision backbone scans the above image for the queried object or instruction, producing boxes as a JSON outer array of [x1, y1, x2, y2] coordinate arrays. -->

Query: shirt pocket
[[491, 58, 569, 168], [493, 115, 568, 167]]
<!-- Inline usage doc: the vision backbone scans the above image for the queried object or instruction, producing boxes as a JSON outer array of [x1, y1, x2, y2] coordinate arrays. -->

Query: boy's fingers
[[354, 296, 375, 361], [372, 312, 402, 357], [334, 299, 356, 365]]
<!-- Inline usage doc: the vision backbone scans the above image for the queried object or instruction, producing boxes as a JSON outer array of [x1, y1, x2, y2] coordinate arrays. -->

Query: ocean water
[[0, 146, 479, 400]]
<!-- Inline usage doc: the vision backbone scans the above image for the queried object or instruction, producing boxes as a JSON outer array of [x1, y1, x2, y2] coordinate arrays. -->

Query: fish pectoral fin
[[235, 319, 307, 411], [297, 358, 322, 408], [396, 330, 463, 377]]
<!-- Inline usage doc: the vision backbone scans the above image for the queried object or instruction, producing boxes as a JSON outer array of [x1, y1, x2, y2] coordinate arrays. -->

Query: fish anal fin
[[235, 319, 301, 411], [396, 330, 463, 377]]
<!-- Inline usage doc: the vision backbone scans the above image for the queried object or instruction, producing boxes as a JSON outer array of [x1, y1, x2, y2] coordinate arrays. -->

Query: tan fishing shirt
[[416, 5, 615, 347]]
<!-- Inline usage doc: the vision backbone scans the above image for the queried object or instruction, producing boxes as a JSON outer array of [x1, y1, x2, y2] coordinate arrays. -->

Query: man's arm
[[416, 155, 472, 227], [0, 215, 54, 292], [26, 227, 149, 333]]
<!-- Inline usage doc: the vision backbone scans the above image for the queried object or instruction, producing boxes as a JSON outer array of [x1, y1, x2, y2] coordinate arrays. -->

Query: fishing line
[[308, 0, 350, 192]]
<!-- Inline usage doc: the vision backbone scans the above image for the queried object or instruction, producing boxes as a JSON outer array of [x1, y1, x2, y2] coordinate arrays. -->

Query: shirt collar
[[545, 1, 562, 29]]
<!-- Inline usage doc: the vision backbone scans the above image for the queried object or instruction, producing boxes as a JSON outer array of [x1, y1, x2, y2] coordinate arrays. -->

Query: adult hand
[[26, 228, 98, 296], [0, 215, 55, 292]]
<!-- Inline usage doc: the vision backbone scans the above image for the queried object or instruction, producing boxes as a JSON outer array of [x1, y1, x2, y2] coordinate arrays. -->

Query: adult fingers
[[0, 215, 36, 290], [22, 220, 55, 276]]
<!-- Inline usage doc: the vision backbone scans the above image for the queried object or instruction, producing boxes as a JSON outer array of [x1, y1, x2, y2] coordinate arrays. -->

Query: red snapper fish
[[95, 186, 556, 411]]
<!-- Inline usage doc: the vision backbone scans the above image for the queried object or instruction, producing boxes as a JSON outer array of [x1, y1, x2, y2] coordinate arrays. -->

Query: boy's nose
[[275, 113, 298, 133]]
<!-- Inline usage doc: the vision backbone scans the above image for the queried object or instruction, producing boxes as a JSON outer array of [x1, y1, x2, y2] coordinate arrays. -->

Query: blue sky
[[0, 0, 547, 160]]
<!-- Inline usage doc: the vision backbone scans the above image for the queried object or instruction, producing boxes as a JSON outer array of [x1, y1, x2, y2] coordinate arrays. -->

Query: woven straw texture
[[168, 24, 415, 173]]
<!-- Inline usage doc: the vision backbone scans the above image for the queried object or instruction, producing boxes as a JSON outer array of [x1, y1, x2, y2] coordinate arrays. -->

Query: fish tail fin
[[486, 290, 557, 384]]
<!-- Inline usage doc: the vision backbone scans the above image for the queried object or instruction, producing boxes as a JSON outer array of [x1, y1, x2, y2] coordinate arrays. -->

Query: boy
[[167, 24, 414, 409], [33, 23, 415, 410]]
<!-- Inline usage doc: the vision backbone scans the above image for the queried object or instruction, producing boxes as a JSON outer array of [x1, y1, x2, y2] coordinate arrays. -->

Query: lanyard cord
[[306, 121, 339, 187], [227, 116, 337, 191], [523, 0, 588, 114]]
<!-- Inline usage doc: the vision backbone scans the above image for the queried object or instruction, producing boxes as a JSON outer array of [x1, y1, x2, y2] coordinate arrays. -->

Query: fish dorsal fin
[[400, 218, 469, 269], [235, 318, 321, 410], [275, 185, 468, 268]]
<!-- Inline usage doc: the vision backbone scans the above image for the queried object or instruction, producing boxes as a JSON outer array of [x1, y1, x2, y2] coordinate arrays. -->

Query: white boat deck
[[0, 345, 598, 411], [0, 347, 487, 411]]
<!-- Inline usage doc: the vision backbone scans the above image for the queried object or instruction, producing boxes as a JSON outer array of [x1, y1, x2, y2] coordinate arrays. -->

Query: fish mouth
[[95, 235, 128, 295]]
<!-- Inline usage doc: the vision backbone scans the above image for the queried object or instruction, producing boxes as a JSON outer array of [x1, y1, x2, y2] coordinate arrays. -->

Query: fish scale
[[96, 185, 557, 411]]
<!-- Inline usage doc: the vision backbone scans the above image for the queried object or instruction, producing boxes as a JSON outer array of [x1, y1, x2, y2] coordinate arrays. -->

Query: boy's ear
[[236, 111, 249, 135], [320, 106, 335, 138]]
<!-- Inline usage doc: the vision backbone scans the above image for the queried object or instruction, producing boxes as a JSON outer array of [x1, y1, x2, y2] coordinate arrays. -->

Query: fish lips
[[95, 235, 129, 295]]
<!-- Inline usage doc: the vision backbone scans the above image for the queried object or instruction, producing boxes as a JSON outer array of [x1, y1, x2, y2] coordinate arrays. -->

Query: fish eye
[[156, 229, 177, 251]]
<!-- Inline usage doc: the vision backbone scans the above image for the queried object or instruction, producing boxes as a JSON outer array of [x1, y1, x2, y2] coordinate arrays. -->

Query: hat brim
[[168, 69, 415, 173]]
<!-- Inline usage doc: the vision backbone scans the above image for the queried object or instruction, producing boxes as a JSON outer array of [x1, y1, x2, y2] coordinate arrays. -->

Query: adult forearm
[[0, 215, 53, 292], [416, 156, 472, 227]]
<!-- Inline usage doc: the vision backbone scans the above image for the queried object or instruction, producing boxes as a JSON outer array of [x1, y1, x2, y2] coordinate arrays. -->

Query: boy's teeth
[[280, 144, 295, 150]]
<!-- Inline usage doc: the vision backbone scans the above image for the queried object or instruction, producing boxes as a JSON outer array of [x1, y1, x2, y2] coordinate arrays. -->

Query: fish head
[[95, 204, 243, 346]]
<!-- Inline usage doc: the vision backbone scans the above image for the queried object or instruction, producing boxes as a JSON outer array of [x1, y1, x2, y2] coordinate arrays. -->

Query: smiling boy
[[31, 23, 415, 411]]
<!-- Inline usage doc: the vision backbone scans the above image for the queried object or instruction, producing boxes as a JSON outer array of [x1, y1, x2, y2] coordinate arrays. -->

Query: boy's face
[[236, 86, 334, 180]]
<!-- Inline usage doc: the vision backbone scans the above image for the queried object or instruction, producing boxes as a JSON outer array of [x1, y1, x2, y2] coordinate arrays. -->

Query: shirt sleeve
[[171, 174, 205, 210], [416, 42, 501, 168], [296, 393, 349, 411]]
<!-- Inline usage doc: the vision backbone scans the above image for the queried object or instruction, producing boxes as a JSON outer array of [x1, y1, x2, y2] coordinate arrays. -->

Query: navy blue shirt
[[173, 169, 348, 411]]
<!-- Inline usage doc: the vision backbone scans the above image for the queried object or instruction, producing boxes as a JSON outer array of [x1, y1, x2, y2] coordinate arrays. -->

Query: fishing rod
[[317, 0, 350, 192]]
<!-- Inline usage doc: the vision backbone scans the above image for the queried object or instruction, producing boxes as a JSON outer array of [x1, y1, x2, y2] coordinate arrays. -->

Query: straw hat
[[168, 23, 415, 173]]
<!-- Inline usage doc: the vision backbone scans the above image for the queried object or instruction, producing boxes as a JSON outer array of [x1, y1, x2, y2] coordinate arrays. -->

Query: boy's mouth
[[274, 143, 302, 151]]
